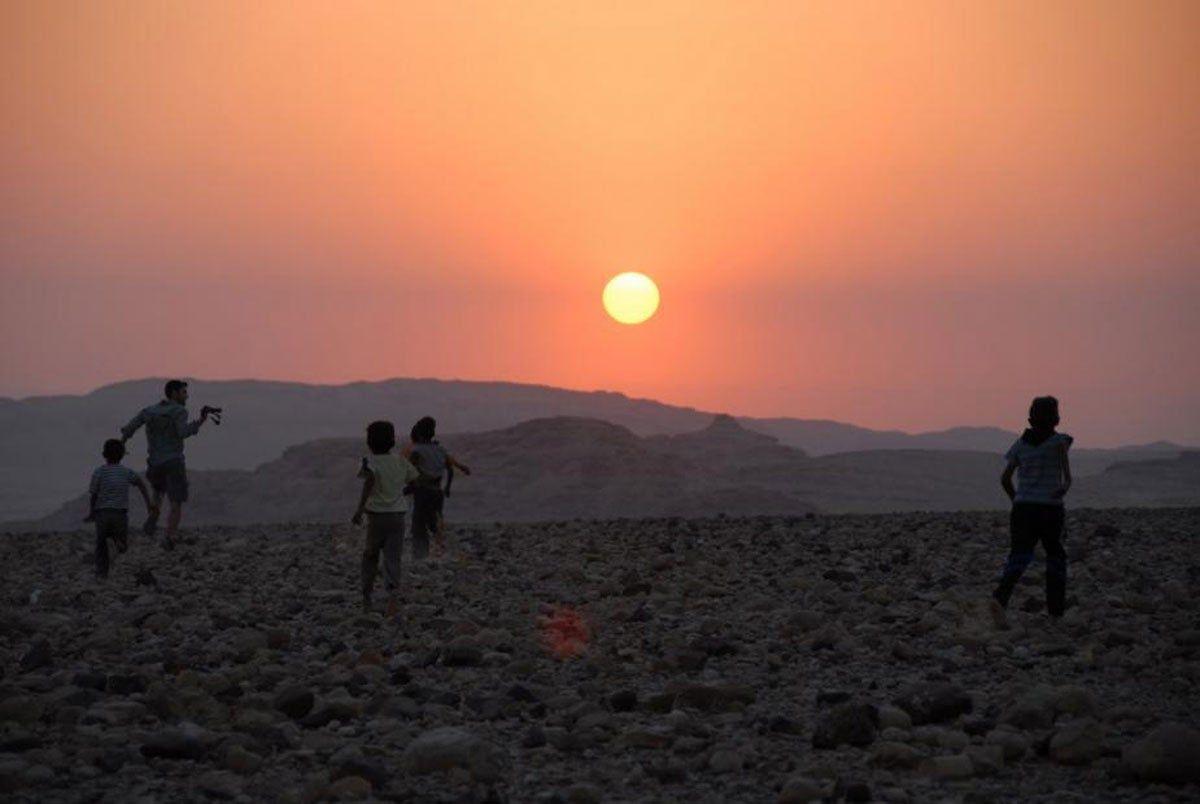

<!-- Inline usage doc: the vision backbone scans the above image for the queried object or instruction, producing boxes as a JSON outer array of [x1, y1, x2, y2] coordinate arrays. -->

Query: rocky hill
[[21, 417, 1200, 532], [4, 377, 1189, 521]]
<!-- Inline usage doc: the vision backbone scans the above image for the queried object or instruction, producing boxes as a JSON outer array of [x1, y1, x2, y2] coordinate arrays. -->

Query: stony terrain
[[2, 507, 1199, 802]]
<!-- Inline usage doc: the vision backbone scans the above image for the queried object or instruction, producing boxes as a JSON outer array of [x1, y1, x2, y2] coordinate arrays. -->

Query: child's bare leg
[[144, 488, 163, 535], [162, 500, 182, 548], [433, 512, 446, 557], [362, 523, 383, 610]]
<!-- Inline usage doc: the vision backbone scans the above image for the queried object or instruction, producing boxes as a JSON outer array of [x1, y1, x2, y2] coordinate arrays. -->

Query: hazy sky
[[2, 1, 1198, 444]]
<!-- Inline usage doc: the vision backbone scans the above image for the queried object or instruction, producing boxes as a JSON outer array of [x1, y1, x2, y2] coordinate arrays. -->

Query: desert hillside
[[1, 508, 1198, 802], [23, 416, 1200, 532], [5, 377, 1187, 521]]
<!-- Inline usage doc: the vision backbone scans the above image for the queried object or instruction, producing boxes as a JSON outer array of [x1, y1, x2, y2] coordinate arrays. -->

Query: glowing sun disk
[[603, 272, 660, 325]]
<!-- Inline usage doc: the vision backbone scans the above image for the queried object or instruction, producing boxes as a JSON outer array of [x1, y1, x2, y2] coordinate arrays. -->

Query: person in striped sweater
[[85, 439, 156, 578]]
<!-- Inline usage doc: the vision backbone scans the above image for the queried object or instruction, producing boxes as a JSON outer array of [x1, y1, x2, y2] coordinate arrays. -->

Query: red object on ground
[[538, 606, 591, 660]]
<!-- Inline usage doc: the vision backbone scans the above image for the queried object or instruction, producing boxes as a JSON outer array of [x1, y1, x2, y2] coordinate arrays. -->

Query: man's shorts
[[146, 459, 188, 503]]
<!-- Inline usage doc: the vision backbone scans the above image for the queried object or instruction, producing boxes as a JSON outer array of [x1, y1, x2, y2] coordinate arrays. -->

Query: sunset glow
[[1, 1, 1197, 443]]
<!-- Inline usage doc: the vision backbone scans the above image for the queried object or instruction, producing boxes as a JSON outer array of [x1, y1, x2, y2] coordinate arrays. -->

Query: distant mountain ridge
[[0, 377, 1189, 521], [21, 414, 1200, 531]]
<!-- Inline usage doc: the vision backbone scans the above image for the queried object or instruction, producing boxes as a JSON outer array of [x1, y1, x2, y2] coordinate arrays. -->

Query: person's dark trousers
[[362, 512, 404, 602], [993, 502, 1067, 616], [410, 486, 444, 560], [94, 509, 129, 578]]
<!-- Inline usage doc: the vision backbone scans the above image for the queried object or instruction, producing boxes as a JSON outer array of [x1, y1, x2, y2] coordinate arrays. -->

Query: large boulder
[[893, 683, 972, 725], [1049, 718, 1105, 765], [869, 741, 925, 769], [272, 685, 314, 720], [812, 702, 877, 749], [1122, 722, 1200, 784], [401, 727, 504, 782], [998, 686, 1057, 731], [669, 683, 757, 713], [140, 722, 213, 760]]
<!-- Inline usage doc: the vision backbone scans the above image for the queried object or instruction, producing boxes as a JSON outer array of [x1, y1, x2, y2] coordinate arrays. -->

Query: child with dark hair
[[403, 416, 471, 560], [85, 439, 155, 578], [990, 396, 1073, 627], [351, 420, 419, 615]]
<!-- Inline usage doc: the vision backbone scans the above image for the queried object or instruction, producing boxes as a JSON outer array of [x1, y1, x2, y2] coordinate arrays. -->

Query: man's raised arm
[[120, 410, 146, 442], [173, 407, 205, 439]]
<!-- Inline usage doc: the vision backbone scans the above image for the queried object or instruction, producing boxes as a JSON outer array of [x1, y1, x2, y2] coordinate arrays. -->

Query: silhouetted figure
[[403, 416, 471, 560], [84, 439, 155, 579], [120, 379, 213, 550], [352, 420, 419, 616], [991, 396, 1073, 627]]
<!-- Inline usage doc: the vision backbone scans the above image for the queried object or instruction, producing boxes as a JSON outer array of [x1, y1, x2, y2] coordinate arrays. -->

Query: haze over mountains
[[2, 378, 1193, 524], [23, 412, 1200, 532]]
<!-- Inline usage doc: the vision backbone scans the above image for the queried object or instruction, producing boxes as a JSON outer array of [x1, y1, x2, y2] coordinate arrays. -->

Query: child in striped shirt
[[991, 396, 1073, 627], [85, 439, 156, 578]]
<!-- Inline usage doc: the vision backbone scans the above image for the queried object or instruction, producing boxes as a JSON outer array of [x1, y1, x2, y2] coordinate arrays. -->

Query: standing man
[[120, 379, 212, 550]]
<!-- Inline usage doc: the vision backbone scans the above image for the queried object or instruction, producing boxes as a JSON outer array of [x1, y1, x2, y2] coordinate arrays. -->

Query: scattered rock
[[812, 702, 877, 749], [870, 741, 924, 769], [1121, 722, 1200, 784], [1050, 718, 1105, 765], [893, 683, 972, 725], [985, 728, 1031, 762], [273, 685, 314, 720], [402, 727, 504, 782], [324, 775, 373, 800], [670, 683, 756, 713], [521, 725, 547, 749], [767, 715, 805, 735], [196, 771, 242, 800], [842, 782, 872, 803], [224, 744, 263, 774], [565, 782, 603, 804], [19, 640, 52, 672], [923, 753, 974, 779], [442, 642, 485, 667], [301, 698, 361, 729], [708, 747, 744, 773], [965, 744, 1005, 776], [609, 689, 638, 712], [0, 697, 44, 725], [0, 511, 1192, 802], [876, 705, 912, 730], [140, 723, 211, 760], [778, 776, 824, 803]]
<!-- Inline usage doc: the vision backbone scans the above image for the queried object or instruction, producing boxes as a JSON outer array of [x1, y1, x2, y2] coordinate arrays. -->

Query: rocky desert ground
[[2, 507, 1199, 802]]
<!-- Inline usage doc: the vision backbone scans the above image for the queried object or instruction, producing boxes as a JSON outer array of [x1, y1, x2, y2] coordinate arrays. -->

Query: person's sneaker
[[143, 511, 159, 536], [989, 597, 1010, 631]]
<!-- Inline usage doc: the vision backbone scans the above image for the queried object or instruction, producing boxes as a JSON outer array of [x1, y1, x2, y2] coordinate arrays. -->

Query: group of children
[[87, 396, 1072, 625], [85, 412, 470, 614], [351, 416, 470, 615]]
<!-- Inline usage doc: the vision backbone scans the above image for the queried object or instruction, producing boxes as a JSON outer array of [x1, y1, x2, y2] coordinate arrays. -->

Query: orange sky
[[2, 1, 1198, 443]]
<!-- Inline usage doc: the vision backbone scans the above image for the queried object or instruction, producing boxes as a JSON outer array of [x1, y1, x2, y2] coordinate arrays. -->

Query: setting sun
[[602, 273, 660, 325]]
